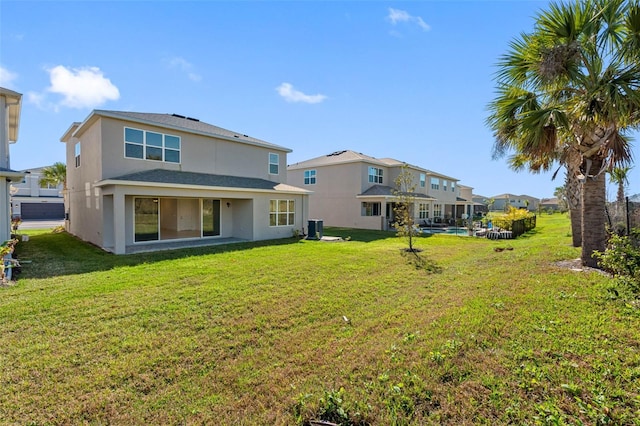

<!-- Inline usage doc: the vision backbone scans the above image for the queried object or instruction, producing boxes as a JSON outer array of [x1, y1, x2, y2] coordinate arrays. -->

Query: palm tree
[[554, 185, 567, 210], [609, 166, 631, 204], [39, 162, 67, 190], [487, 0, 640, 267]]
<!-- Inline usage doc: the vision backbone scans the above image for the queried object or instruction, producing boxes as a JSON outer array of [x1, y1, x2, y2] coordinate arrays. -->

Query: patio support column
[[0, 179, 10, 243], [113, 190, 126, 254]]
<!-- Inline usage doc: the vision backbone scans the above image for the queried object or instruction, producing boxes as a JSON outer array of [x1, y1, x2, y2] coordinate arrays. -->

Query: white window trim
[[124, 126, 181, 164], [269, 199, 295, 226], [74, 142, 81, 168], [269, 152, 280, 175]]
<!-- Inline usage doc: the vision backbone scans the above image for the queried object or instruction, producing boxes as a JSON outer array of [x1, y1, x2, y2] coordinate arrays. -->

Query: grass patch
[[1, 215, 639, 424]]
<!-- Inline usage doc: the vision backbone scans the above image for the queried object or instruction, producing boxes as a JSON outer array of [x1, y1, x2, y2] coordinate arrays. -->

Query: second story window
[[304, 169, 316, 185], [431, 177, 439, 190], [40, 181, 58, 189], [420, 173, 426, 187], [451, 182, 455, 192], [269, 153, 279, 175], [368, 167, 383, 184], [74, 142, 81, 168], [443, 180, 448, 191], [124, 127, 181, 164]]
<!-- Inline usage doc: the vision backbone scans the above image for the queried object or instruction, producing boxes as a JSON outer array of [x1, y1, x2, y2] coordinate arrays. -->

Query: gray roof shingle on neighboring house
[[92, 110, 291, 152], [0, 167, 26, 180], [103, 169, 308, 193], [358, 184, 435, 199], [288, 150, 388, 169]]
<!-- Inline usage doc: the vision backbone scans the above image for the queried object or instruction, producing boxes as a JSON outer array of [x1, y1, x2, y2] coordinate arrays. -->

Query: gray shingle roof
[[92, 110, 290, 152], [358, 184, 435, 199], [288, 150, 389, 169], [103, 169, 307, 193]]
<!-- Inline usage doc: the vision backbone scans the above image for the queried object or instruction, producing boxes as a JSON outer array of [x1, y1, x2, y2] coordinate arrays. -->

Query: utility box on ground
[[307, 220, 323, 240]]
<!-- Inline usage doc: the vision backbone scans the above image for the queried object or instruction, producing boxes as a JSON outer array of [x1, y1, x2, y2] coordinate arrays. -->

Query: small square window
[[304, 169, 316, 185]]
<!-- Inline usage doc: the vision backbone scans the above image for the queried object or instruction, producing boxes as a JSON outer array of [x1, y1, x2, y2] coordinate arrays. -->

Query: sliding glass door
[[134, 198, 159, 242], [202, 199, 220, 237], [134, 197, 221, 243]]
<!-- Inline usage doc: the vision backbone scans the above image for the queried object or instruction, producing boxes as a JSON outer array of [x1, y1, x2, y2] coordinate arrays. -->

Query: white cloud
[[45, 65, 120, 109], [276, 83, 327, 104], [0, 66, 18, 87], [27, 91, 46, 109], [167, 56, 202, 82], [387, 8, 430, 32]]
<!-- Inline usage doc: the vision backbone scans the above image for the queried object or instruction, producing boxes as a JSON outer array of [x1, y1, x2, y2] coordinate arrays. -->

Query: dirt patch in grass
[[554, 258, 610, 275]]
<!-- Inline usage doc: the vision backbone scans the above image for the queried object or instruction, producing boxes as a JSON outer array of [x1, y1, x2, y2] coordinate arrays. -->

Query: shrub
[[594, 232, 640, 296]]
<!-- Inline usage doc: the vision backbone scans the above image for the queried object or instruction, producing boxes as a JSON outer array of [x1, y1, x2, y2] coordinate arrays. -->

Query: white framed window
[[74, 142, 81, 168], [368, 167, 383, 184], [419, 203, 429, 219], [269, 153, 279, 175], [420, 173, 426, 188], [41, 181, 58, 190], [124, 127, 181, 163], [304, 169, 316, 185], [430, 177, 439, 190], [361, 202, 381, 216], [433, 203, 442, 218], [443, 180, 448, 191], [270, 199, 294, 226], [451, 182, 455, 192]]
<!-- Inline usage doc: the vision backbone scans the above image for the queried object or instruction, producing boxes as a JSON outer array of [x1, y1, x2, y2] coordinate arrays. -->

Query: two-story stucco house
[[287, 150, 473, 231], [0, 87, 25, 244], [11, 166, 65, 220], [489, 193, 540, 212], [60, 110, 309, 254]]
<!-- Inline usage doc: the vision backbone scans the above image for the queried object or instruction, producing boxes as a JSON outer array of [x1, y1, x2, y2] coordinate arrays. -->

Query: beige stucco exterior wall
[[97, 117, 289, 183], [289, 161, 386, 229], [65, 119, 105, 249]]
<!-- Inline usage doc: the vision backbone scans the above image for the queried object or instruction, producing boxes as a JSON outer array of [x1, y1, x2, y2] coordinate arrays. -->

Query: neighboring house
[[0, 87, 25, 243], [471, 194, 490, 216], [11, 166, 65, 220], [539, 197, 561, 212], [458, 185, 483, 217], [60, 110, 309, 254], [287, 150, 473, 230], [490, 193, 540, 211]]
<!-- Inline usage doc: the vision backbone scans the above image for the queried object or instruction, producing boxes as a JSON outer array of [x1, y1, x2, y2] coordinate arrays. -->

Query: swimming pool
[[420, 227, 471, 236]]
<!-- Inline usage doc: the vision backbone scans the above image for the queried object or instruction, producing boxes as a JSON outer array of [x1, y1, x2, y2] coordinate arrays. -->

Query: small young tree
[[392, 164, 420, 253]]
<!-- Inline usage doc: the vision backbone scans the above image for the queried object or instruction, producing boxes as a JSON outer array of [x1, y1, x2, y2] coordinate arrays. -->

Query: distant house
[[60, 110, 309, 254], [489, 193, 540, 211], [540, 197, 561, 211], [471, 194, 490, 216], [0, 87, 25, 243], [11, 166, 65, 220], [287, 150, 473, 230]]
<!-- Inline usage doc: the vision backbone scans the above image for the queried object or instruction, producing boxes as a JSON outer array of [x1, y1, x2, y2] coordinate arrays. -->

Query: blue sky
[[1, 0, 634, 199]]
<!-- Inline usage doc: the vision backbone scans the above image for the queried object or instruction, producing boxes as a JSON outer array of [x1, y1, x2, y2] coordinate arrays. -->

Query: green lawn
[[1, 215, 639, 425]]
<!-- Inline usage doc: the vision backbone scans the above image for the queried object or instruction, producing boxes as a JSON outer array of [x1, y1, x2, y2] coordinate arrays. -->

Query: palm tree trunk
[[570, 206, 581, 247], [565, 170, 582, 247], [581, 158, 607, 268]]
